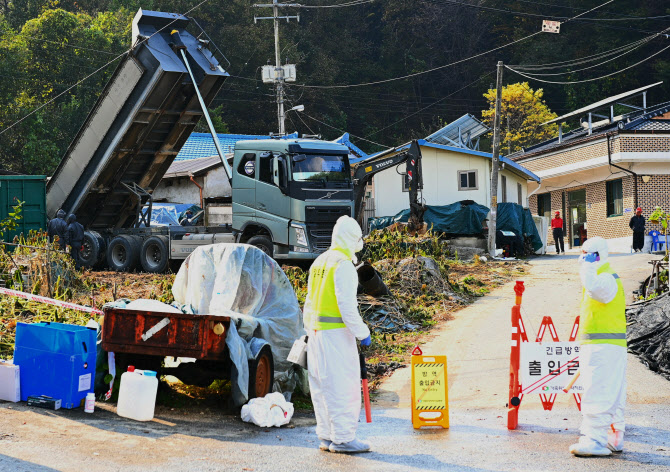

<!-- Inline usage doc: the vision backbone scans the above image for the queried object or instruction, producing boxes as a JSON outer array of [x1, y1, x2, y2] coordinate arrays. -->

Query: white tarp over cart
[[172, 244, 305, 405]]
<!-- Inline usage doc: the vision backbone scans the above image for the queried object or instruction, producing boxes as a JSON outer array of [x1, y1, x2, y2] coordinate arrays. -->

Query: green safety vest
[[305, 248, 350, 331], [580, 262, 627, 347]]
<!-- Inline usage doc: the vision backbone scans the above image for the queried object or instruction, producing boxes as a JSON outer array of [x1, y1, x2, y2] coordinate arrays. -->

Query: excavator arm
[[353, 140, 425, 231]]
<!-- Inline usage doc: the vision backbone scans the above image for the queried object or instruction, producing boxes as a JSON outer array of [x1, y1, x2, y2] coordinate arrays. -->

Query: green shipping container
[[0, 175, 47, 243]]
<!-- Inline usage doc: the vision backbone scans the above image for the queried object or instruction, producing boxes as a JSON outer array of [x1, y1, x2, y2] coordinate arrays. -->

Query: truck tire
[[140, 236, 169, 273], [80, 231, 106, 268], [106, 235, 142, 272], [247, 235, 273, 257], [248, 345, 274, 399]]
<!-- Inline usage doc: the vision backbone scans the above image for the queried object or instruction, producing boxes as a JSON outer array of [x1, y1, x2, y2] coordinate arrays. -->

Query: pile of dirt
[[627, 292, 670, 380]]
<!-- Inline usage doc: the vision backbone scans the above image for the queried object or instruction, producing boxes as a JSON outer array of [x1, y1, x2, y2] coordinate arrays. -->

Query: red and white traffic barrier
[[0, 287, 104, 316]]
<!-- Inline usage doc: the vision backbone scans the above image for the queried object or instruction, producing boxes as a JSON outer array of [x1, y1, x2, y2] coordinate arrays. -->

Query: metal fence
[[362, 197, 376, 235]]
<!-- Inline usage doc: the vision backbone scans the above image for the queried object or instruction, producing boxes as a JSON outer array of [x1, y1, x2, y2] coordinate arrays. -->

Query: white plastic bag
[[240, 392, 294, 427]]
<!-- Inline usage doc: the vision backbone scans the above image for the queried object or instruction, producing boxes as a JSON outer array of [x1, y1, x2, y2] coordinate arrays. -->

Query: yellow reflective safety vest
[[305, 248, 350, 331], [580, 262, 626, 347]]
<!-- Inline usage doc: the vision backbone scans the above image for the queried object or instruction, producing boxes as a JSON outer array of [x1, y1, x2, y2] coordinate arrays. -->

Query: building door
[[567, 189, 587, 247]]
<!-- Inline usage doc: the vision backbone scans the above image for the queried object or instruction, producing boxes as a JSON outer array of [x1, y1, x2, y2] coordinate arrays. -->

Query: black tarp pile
[[626, 292, 670, 380]]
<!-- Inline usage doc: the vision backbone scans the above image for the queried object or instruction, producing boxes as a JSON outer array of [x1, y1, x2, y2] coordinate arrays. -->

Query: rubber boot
[[329, 438, 371, 453]]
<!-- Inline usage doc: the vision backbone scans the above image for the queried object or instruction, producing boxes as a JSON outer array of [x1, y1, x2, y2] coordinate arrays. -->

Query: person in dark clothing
[[629, 207, 646, 252], [552, 211, 565, 254], [180, 210, 194, 226], [47, 209, 68, 249], [65, 214, 85, 268]]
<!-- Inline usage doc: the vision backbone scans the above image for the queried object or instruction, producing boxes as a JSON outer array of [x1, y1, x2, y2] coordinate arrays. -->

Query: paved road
[[1, 253, 669, 472]]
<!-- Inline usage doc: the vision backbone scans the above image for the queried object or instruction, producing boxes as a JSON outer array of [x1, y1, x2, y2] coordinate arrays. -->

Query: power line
[[0, 29, 123, 56], [301, 112, 389, 148], [293, 0, 614, 89], [0, 0, 212, 137], [292, 0, 375, 8], [505, 43, 670, 84], [510, 35, 656, 71], [363, 72, 494, 139]]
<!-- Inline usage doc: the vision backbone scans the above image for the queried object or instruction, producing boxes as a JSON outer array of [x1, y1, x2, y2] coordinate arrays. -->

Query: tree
[[482, 82, 559, 154]]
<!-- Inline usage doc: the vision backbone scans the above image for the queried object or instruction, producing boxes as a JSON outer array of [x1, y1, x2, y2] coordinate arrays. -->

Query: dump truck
[[46, 9, 354, 272]]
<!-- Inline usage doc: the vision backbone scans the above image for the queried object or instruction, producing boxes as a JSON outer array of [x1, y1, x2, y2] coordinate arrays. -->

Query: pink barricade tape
[[0, 287, 104, 316]]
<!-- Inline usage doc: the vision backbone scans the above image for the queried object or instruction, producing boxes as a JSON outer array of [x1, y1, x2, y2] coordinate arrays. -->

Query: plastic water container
[[116, 367, 158, 421]]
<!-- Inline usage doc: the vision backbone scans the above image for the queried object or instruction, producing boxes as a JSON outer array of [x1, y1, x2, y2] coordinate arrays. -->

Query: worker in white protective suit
[[304, 215, 372, 453], [569, 237, 627, 457]]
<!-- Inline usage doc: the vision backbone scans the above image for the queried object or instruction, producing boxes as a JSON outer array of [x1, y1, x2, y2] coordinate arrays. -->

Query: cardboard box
[[14, 322, 97, 409], [0, 360, 20, 402], [27, 395, 61, 410]]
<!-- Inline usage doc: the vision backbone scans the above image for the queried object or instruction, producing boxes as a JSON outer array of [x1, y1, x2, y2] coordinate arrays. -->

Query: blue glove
[[360, 335, 372, 347], [583, 252, 600, 263]]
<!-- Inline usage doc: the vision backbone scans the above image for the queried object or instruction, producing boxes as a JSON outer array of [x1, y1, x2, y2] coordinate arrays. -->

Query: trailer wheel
[[106, 235, 141, 272], [247, 235, 273, 257], [248, 345, 274, 399], [140, 236, 169, 273], [81, 231, 106, 268]]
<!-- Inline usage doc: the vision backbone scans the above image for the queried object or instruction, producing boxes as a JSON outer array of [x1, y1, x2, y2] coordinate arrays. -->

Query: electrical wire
[[363, 72, 493, 139], [289, 0, 375, 8], [301, 112, 389, 148], [510, 35, 656, 71], [0, 29, 123, 56], [506, 42, 670, 84], [0, 0, 212, 137], [513, 37, 656, 76], [293, 0, 615, 89]]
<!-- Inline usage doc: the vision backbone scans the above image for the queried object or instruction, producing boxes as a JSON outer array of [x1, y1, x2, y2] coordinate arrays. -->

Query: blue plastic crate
[[14, 322, 97, 409]]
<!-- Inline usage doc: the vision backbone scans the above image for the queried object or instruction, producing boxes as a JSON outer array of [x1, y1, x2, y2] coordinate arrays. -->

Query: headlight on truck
[[292, 224, 308, 247]]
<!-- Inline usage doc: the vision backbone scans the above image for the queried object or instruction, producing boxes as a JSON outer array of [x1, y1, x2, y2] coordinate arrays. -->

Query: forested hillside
[[1, 0, 669, 174]]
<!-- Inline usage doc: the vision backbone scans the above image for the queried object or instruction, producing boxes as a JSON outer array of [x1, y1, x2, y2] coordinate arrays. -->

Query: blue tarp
[[368, 201, 543, 251], [141, 203, 202, 227]]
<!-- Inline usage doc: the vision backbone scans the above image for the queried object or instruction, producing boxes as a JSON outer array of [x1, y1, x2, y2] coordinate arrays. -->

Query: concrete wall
[[373, 145, 528, 217], [203, 167, 232, 199], [206, 204, 232, 225], [152, 175, 203, 204]]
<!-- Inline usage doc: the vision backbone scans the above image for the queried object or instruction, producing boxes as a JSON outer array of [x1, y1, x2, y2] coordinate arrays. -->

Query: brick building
[[510, 83, 670, 253]]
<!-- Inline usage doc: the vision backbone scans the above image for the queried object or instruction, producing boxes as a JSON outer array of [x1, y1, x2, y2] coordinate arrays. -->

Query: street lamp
[[288, 105, 304, 112]]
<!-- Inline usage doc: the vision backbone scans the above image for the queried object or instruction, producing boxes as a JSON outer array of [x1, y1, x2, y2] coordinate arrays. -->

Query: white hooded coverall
[[304, 216, 371, 445], [578, 237, 627, 448]]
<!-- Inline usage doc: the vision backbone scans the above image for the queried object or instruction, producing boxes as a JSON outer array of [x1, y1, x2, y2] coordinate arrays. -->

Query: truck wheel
[[140, 236, 169, 273], [106, 235, 141, 272], [248, 345, 274, 399], [81, 231, 106, 268], [247, 235, 273, 257]]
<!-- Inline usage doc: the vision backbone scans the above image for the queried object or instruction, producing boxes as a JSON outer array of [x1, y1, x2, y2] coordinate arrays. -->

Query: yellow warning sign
[[411, 352, 449, 429]]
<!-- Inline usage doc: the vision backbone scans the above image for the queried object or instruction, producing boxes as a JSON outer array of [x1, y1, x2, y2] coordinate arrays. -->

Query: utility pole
[[254, 1, 299, 135], [488, 61, 504, 258]]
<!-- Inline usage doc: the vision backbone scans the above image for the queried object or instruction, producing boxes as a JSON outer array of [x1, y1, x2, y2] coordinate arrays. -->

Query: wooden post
[[488, 61, 504, 257]]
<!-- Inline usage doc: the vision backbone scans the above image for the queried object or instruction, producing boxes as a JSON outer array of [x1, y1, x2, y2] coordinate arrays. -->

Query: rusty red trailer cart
[[101, 307, 274, 400]]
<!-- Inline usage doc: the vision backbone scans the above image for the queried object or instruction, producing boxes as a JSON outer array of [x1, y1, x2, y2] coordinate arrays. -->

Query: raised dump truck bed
[[46, 9, 228, 230]]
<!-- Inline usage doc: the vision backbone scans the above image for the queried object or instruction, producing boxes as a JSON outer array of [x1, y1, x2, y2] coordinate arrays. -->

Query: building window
[[537, 193, 551, 218], [458, 170, 478, 190], [517, 183, 523, 205], [501, 175, 507, 202], [606, 179, 623, 217]]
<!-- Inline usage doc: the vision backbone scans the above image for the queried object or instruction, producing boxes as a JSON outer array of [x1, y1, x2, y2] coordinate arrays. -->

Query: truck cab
[[232, 139, 354, 260]]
